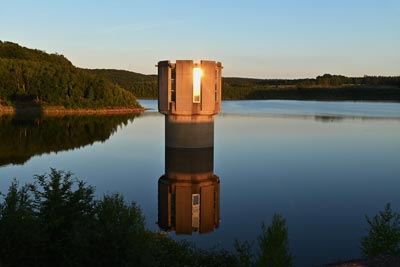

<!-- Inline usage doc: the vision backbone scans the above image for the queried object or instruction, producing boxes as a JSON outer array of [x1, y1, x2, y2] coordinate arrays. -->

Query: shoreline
[[0, 106, 146, 116], [138, 97, 400, 103]]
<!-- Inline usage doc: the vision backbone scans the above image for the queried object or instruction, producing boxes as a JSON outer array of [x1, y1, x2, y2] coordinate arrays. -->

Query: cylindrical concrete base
[[165, 115, 214, 148]]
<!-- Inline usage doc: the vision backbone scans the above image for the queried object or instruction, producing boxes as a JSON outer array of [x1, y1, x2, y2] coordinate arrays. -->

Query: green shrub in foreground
[[361, 203, 400, 257], [0, 169, 240, 267]]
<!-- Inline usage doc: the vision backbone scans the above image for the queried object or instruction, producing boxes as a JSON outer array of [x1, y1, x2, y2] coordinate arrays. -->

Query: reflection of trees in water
[[0, 114, 137, 166], [314, 115, 345, 123]]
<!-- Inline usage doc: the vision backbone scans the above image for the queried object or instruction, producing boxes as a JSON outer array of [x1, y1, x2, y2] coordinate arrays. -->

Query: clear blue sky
[[1, 0, 399, 78]]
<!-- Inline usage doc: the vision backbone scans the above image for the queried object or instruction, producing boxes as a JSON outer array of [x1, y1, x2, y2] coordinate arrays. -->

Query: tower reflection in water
[[156, 60, 223, 235]]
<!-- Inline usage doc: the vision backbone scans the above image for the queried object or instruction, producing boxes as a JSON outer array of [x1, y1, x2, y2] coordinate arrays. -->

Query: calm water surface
[[1, 100, 400, 266]]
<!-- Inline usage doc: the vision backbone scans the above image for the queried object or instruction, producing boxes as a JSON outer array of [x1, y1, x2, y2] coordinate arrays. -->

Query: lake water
[[1, 100, 400, 266]]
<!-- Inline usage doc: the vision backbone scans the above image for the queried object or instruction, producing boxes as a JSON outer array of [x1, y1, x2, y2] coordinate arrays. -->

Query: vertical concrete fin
[[201, 60, 216, 112], [158, 179, 171, 230], [216, 62, 222, 112], [214, 178, 220, 228], [175, 186, 192, 234], [200, 184, 215, 233], [158, 60, 171, 113], [175, 60, 193, 112]]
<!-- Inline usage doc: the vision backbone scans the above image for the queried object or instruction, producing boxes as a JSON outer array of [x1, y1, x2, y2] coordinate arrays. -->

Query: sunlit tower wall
[[158, 60, 222, 116], [157, 60, 222, 234], [157, 60, 223, 148]]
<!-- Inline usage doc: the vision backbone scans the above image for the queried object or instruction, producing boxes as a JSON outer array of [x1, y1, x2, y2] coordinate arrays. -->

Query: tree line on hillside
[[303, 74, 400, 87], [2, 41, 398, 104], [224, 74, 400, 88], [89, 69, 158, 99], [90, 68, 400, 101], [1, 169, 399, 266], [222, 86, 400, 101], [0, 41, 140, 109], [222, 74, 400, 100]]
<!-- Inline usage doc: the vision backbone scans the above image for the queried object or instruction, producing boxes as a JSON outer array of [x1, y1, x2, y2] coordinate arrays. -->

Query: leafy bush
[[0, 169, 247, 267], [361, 203, 400, 257], [0, 169, 301, 267], [257, 213, 293, 267], [0, 169, 146, 266]]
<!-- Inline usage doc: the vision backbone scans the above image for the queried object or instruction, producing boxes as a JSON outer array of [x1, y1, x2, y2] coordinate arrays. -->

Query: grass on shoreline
[[0, 102, 145, 115]]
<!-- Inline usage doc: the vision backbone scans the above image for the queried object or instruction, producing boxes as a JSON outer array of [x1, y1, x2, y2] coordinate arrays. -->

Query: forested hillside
[[91, 68, 400, 101], [222, 75, 400, 101], [89, 69, 158, 98], [0, 41, 141, 109], [2, 42, 398, 105]]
